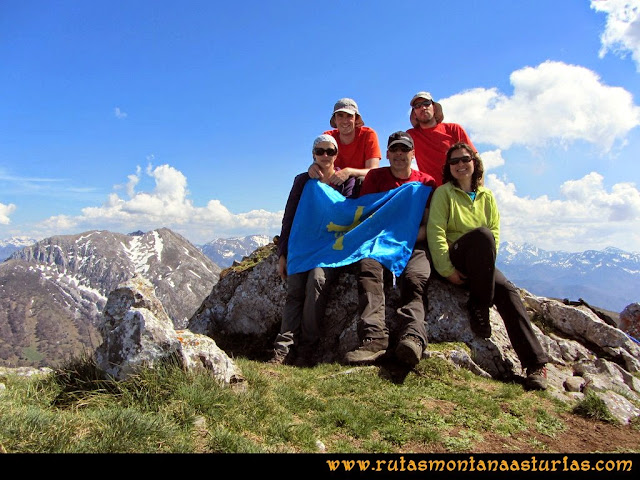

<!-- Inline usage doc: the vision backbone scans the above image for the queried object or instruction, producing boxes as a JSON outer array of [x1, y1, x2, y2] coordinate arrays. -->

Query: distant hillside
[[0, 228, 220, 368], [497, 242, 640, 313], [199, 234, 271, 268]]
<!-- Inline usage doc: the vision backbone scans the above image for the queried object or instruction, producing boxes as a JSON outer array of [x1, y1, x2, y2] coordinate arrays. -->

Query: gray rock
[[95, 275, 244, 388], [619, 302, 640, 339], [594, 391, 640, 425], [563, 376, 585, 392]]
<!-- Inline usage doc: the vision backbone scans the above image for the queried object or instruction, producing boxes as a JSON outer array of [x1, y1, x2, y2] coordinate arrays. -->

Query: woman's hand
[[447, 269, 467, 285], [278, 255, 287, 281]]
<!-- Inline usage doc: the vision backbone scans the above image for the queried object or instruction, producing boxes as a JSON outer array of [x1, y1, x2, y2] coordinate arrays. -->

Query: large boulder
[[188, 245, 544, 378], [95, 275, 244, 388]]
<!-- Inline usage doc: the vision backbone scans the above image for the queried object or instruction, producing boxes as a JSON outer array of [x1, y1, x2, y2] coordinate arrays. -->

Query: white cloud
[[442, 61, 640, 151], [9, 163, 640, 253], [478, 149, 505, 171], [488, 172, 640, 252], [0, 202, 16, 225], [34, 164, 283, 244], [114, 107, 128, 119], [592, 0, 640, 71]]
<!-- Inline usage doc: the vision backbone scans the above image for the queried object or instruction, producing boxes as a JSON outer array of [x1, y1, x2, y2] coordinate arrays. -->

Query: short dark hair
[[442, 142, 484, 191]]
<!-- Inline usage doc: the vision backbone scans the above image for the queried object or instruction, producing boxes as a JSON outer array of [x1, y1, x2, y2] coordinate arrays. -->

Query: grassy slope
[[1, 350, 638, 455]]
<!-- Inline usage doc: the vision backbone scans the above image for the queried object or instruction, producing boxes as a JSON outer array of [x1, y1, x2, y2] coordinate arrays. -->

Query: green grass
[[572, 392, 619, 424], [0, 349, 632, 454]]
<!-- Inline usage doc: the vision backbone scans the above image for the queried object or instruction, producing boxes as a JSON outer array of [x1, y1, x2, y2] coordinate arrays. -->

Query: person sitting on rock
[[268, 134, 356, 367], [426, 142, 549, 390], [344, 131, 435, 367]]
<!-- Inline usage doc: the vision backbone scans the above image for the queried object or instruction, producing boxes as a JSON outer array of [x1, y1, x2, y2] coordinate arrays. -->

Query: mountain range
[[0, 230, 637, 368], [496, 242, 639, 313], [198, 234, 271, 268], [0, 229, 219, 367], [0, 236, 37, 262]]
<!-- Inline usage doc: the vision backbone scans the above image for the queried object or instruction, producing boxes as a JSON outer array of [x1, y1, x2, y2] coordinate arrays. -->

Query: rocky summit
[[188, 241, 640, 425], [0, 228, 220, 368]]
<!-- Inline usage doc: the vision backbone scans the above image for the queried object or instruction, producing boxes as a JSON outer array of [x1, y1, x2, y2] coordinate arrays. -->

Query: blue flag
[[287, 179, 432, 276]]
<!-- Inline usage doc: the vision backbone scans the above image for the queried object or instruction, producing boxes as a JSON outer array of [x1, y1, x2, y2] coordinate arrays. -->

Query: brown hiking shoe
[[344, 338, 388, 365], [395, 335, 424, 366], [267, 349, 289, 365], [525, 364, 548, 391]]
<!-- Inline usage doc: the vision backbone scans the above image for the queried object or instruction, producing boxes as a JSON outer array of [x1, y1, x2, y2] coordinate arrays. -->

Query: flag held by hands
[[287, 180, 431, 276]]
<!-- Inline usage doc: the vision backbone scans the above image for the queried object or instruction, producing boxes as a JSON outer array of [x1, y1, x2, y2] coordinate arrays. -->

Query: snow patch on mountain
[[497, 242, 640, 312], [199, 234, 271, 268], [0, 236, 38, 261]]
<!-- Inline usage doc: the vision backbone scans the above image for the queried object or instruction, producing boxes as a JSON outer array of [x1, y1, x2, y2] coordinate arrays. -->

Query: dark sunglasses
[[313, 147, 337, 156], [447, 155, 473, 165], [388, 144, 412, 153], [413, 99, 433, 109]]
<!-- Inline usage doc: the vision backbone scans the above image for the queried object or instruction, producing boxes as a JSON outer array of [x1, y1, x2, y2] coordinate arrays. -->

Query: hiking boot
[[395, 334, 424, 366], [344, 337, 388, 365], [467, 300, 492, 338], [267, 349, 289, 365], [525, 364, 548, 391]]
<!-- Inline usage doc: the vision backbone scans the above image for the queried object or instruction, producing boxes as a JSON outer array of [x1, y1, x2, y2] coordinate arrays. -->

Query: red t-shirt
[[324, 126, 382, 170], [359, 167, 436, 197], [407, 123, 475, 186]]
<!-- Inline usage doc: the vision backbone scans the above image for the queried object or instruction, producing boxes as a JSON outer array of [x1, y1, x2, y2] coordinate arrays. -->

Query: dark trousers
[[357, 244, 430, 346], [274, 267, 339, 353], [449, 227, 548, 370]]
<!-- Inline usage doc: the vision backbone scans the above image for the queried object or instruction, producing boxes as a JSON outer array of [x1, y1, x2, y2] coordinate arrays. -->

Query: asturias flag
[[287, 179, 432, 276]]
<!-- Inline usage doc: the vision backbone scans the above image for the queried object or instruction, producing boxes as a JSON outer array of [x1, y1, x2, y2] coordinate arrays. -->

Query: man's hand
[[278, 255, 287, 281], [328, 168, 351, 185], [308, 163, 323, 180]]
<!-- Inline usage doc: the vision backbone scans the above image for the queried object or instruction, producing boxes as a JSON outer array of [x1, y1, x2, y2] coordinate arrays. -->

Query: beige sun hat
[[330, 98, 365, 128], [409, 91, 444, 127]]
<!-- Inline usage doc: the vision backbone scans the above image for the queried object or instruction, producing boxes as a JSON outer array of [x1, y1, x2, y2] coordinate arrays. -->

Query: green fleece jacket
[[426, 182, 500, 278]]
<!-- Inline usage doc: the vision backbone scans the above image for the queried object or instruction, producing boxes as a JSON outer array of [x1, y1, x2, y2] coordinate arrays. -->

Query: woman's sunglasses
[[447, 155, 473, 166], [314, 148, 338, 156]]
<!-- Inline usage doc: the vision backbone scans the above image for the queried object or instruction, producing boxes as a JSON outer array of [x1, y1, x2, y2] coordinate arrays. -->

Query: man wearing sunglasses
[[407, 91, 476, 186], [309, 98, 381, 195], [344, 131, 436, 367]]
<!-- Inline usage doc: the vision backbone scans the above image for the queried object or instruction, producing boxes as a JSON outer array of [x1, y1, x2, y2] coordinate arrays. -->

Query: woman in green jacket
[[426, 142, 549, 390]]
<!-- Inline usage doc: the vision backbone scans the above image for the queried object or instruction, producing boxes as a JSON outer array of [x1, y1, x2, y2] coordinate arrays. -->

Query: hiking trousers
[[273, 267, 339, 353], [357, 245, 430, 346], [449, 227, 549, 370]]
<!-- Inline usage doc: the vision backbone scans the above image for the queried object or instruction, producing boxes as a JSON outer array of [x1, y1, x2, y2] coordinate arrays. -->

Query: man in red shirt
[[344, 131, 436, 367], [309, 98, 381, 194], [407, 91, 476, 186]]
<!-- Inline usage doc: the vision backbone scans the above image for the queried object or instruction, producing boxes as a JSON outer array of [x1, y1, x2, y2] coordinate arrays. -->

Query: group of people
[[268, 93, 549, 391]]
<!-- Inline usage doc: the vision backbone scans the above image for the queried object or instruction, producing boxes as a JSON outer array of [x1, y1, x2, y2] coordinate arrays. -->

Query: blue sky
[[1, 0, 639, 252]]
